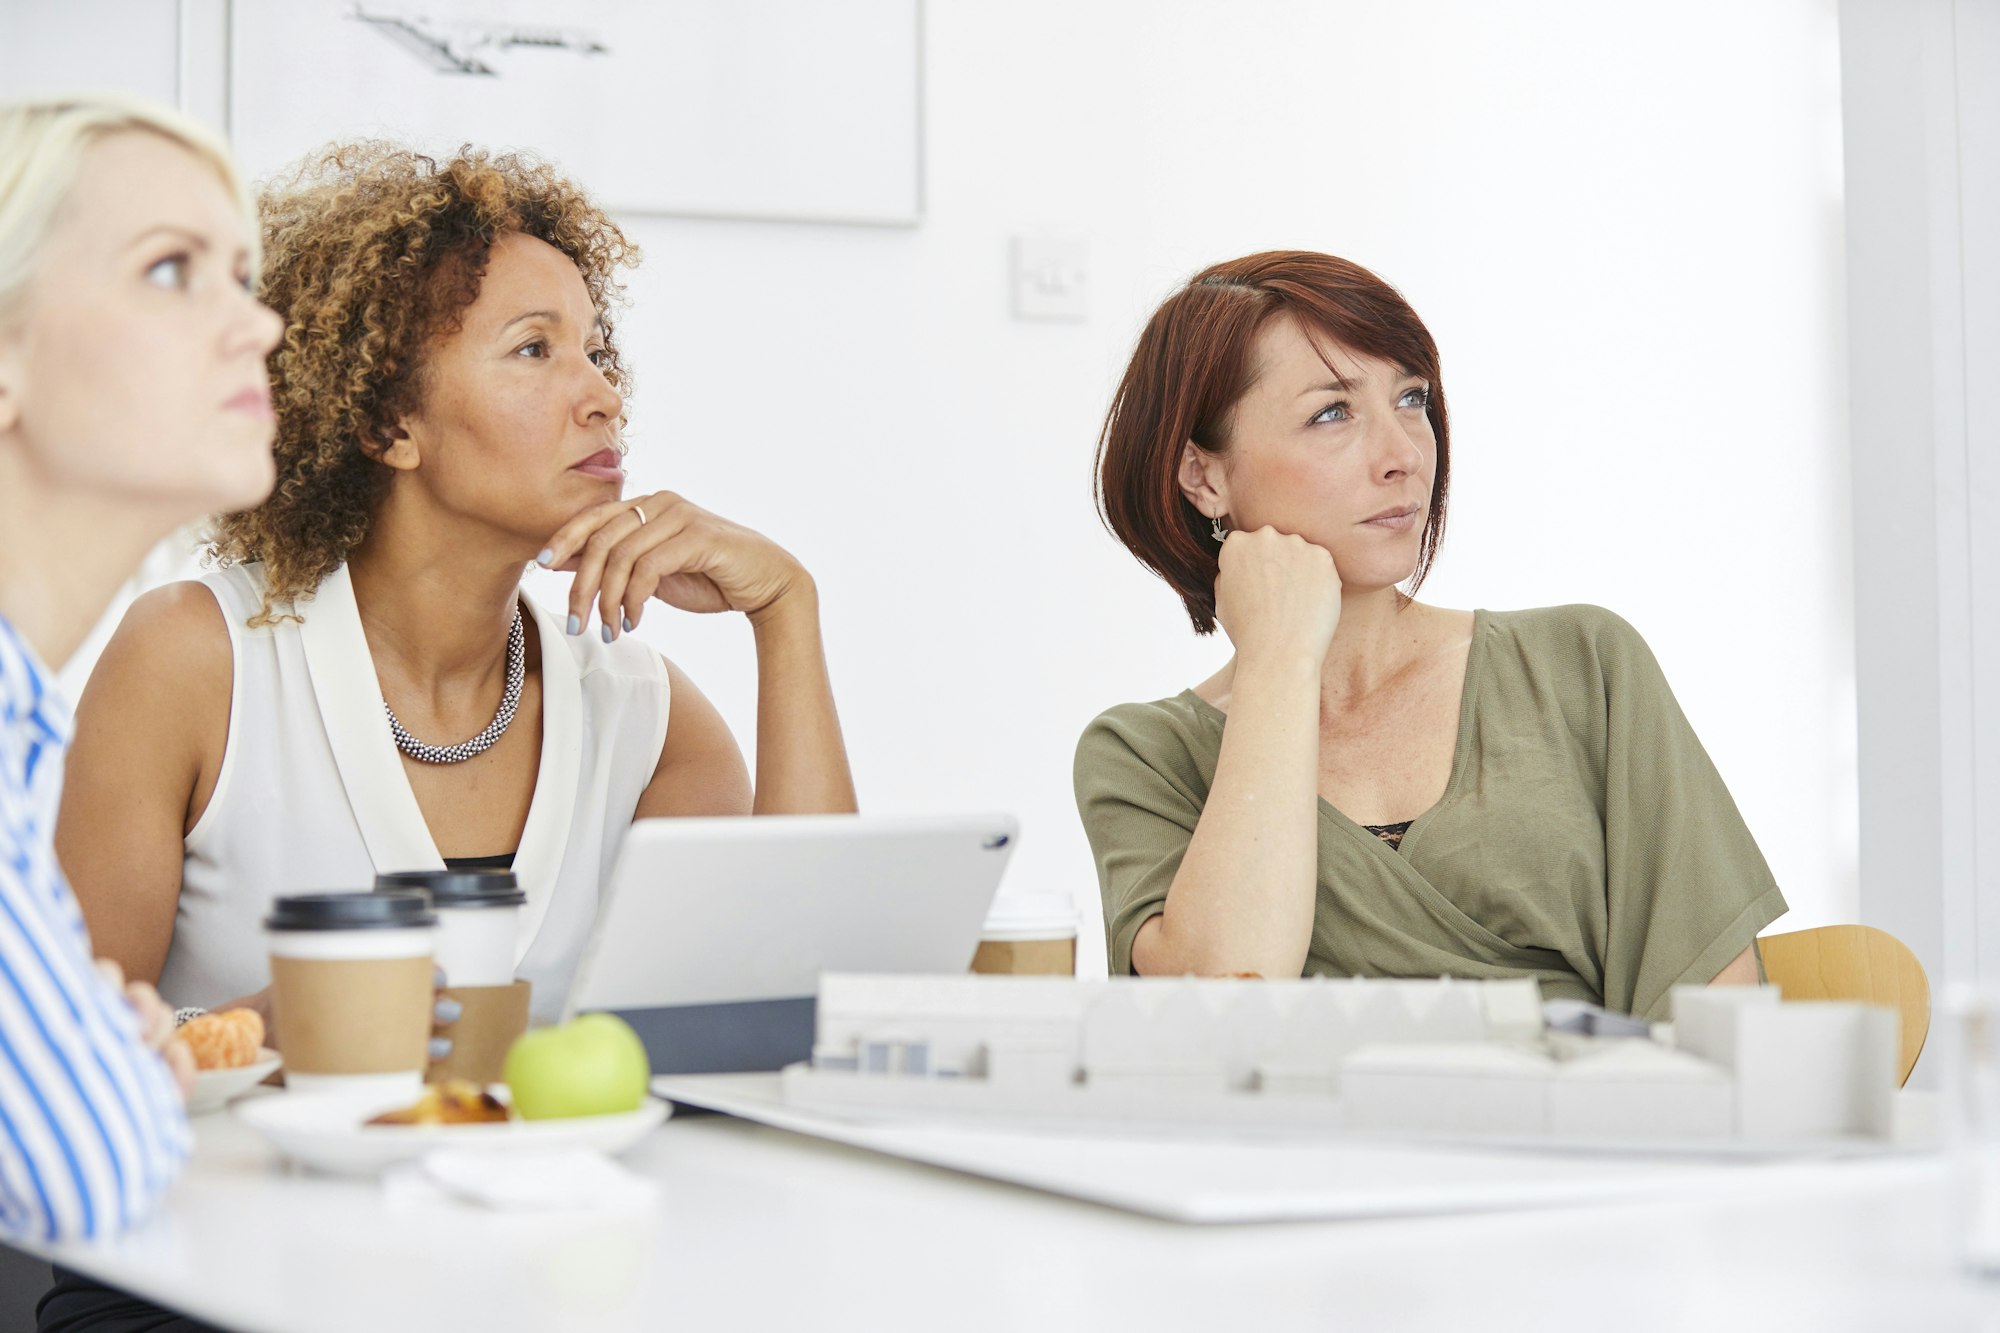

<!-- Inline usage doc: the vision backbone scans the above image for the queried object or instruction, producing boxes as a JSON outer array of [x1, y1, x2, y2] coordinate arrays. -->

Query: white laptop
[[566, 813, 1018, 1074]]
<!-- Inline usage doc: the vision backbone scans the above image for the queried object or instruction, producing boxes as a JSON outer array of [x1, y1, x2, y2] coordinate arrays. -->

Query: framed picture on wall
[[224, 0, 923, 226]]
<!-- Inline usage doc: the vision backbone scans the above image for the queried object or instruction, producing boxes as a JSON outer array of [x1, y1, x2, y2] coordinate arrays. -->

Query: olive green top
[[1073, 605, 1787, 1021]]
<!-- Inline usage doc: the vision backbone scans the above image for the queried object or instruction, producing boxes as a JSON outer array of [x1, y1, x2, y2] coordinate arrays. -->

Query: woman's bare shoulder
[[64, 581, 234, 810], [79, 581, 233, 725], [107, 580, 232, 669], [1407, 600, 1476, 644]]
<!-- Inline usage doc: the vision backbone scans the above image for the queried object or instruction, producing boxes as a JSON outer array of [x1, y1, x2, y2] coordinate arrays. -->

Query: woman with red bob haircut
[[1075, 251, 1785, 1020]]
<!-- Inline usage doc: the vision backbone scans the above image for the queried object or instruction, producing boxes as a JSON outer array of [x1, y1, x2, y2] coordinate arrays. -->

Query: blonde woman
[[0, 94, 280, 1246]]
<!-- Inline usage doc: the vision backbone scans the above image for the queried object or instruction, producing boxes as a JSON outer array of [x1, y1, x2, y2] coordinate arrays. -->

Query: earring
[[613, 439, 630, 458], [1211, 515, 1228, 543]]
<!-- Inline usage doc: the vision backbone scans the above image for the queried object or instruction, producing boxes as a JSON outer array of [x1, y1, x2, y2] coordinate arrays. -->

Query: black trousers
[[35, 1270, 223, 1333]]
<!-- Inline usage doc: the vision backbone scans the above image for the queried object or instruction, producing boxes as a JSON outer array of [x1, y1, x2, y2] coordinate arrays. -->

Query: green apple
[[503, 1013, 650, 1120]]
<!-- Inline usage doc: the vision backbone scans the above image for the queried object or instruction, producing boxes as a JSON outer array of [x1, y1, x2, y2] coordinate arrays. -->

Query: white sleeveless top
[[160, 562, 670, 1023]]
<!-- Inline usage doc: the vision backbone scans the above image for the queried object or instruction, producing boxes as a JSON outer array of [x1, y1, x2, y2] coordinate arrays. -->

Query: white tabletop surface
[[8, 1095, 2000, 1333]]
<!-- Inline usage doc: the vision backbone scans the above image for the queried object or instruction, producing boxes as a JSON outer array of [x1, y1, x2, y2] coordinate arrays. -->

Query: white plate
[[234, 1087, 670, 1176], [188, 1049, 283, 1115]]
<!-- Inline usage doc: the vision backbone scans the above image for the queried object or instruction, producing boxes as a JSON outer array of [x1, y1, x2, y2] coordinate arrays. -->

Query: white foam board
[[654, 1072, 1757, 1224], [1339, 1045, 1555, 1136], [1733, 1004, 1899, 1140]]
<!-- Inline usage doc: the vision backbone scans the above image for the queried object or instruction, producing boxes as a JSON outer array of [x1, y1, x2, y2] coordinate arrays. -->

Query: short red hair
[[1094, 251, 1451, 634]]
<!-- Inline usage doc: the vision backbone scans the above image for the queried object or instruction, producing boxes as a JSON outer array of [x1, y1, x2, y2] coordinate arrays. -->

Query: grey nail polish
[[622, 615, 633, 633], [428, 1036, 453, 1061], [434, 997, 463, 1024], [432, 966, 448, 988], [601, 623, 614, 643], [567, 614, 581, 636], [535, 548, 555, 567]]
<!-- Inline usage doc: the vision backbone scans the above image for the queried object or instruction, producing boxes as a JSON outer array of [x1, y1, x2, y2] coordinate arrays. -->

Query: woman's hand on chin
[[540, 491, 811, 640], [1213, 525, 1344, 674]]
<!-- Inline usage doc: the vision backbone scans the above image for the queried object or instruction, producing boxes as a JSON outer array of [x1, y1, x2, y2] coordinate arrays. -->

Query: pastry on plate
[[365, 1079, 511, 1127]]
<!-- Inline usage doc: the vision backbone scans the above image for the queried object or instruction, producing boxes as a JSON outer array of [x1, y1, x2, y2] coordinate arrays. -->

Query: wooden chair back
[[1757, 924, 1930, 1086]]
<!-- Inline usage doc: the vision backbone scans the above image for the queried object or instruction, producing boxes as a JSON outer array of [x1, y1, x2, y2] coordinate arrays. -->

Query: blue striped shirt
[[0, 613, 190, 1242]]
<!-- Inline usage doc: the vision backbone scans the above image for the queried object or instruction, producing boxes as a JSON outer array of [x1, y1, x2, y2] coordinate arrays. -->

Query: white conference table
[[7, 1098, 2000, 1333]]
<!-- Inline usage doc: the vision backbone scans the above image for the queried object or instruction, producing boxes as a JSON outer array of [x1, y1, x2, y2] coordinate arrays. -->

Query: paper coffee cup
[[266, 891, 437, 1094], [374, 870, 525, 987], [971, 891, 1079, 976], [425, 980, 533, 1086]]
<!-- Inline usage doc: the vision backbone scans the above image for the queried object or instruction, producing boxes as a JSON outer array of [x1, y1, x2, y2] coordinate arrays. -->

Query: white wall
[[0, 0, 178, 102], [12, 0, 1857, 976], [593, 0, 1855, 973], [1840, 0, 2000, 1019]]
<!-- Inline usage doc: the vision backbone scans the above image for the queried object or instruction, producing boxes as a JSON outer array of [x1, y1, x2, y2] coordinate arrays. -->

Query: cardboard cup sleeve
[[271, 954, 434, 1076], [427, 980, 533, 1086], [970, 937, 1077, 976]]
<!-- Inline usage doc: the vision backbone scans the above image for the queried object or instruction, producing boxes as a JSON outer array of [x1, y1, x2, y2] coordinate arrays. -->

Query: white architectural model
[[782, 974, 1900, 1147]]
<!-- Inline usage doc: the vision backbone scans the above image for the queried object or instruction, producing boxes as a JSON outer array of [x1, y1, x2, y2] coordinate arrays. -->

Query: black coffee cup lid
[[373, 870, 527, 909], [265, 890, 437, 932]]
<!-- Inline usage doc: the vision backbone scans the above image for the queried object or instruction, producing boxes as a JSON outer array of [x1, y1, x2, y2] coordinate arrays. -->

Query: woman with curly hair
[[57, 142, 856, 1029]]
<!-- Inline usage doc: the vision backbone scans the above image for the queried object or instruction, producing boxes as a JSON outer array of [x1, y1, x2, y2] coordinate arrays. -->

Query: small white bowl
[[188, 1048, 283, 1115]]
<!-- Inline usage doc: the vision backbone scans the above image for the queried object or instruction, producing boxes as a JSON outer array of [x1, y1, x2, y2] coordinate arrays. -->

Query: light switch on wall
[[1010, 235, 1089, 322]]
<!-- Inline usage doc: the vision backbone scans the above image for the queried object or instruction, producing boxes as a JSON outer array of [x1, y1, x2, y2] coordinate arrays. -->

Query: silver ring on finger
[[632, 504, 648, 526]]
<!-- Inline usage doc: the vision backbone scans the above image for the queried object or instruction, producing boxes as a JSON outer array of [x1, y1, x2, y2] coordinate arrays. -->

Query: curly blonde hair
[[206, 141, 638, 617]]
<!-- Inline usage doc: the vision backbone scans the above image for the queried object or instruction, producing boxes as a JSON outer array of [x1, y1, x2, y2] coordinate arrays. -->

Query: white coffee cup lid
[[980, 891, 1079, 942]]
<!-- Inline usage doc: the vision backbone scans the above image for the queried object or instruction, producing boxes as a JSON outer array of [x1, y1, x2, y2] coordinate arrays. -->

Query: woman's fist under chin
[[1213, 526, 1344, 670]]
